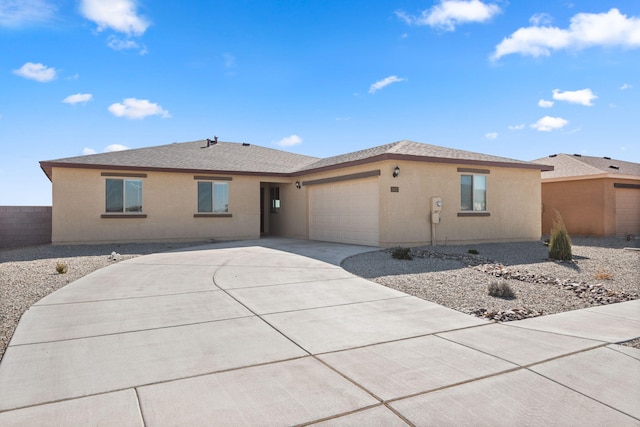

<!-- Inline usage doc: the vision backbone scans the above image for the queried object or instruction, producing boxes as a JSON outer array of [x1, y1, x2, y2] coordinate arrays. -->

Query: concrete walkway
[[0, 238, 638, 426]]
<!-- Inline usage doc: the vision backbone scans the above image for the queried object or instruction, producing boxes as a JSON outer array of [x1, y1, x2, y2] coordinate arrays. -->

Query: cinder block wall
[[0, 206, 52, 249]]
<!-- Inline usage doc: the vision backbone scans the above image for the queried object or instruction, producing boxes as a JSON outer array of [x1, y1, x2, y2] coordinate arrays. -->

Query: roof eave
[[38, 161, 296, 178]]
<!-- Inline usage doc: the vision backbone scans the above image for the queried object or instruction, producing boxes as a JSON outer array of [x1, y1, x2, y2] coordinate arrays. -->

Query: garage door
[[616, 188, 640, 237], [309, 179, 379, 246]]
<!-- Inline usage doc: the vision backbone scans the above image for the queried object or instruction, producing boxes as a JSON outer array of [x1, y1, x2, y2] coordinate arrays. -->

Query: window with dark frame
[[105, 178, 143, 213], [270, 187, 280, 213], [460, 174, 486, 211], [197, 181, 229, 213]]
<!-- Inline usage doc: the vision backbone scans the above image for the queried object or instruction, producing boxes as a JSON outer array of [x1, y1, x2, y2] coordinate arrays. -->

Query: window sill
[[101, 214, 147, 219], [194, 213, 232, 218], [457, 212, 490, 217]]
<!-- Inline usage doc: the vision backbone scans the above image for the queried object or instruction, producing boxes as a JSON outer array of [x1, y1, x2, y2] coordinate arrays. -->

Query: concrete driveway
[[0, 238, 639, 426]]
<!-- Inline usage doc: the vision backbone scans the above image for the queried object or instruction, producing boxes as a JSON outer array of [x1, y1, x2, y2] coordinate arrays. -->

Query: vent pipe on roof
[[214, 136, 218, 144]]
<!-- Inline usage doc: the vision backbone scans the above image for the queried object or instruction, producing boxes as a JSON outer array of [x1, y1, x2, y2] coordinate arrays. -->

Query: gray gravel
[[342, 237, 639, 329], [0, 242, 209, 361], [1, 238, 638, 362]]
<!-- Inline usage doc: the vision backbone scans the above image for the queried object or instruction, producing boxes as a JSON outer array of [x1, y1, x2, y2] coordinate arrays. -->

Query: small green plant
[[55, 262, 68, 274], [391, 247, 413, 260], [468, 249, 479, 255], [548, 211, 572, 261], [488, 280, 516, 299]]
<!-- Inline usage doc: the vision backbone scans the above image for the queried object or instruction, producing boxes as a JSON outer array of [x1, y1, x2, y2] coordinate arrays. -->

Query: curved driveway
[[0, 238, 639, 426]]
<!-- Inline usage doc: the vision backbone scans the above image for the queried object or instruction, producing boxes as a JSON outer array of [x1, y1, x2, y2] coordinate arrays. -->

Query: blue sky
[[1, 0, 639, 205]]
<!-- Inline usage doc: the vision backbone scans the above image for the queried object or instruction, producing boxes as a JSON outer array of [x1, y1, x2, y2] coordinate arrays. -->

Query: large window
[[198, 181, 229, 213], [460, 175, 486, 211], [106, 179, 142, 213]]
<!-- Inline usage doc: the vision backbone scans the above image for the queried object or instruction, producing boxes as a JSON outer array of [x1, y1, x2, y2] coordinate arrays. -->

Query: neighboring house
[[532, 154, 640, 238], [40, 139, 551, 247]]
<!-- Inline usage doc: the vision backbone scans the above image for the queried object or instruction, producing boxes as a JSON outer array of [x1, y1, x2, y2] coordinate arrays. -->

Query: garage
[[308, 178, 379, 246], [615, 186, 640, 237]]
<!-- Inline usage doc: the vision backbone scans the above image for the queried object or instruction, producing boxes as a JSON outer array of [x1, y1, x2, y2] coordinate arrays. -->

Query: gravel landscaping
[[0, 242, 208, 361], [1, 237, 638, 362], [342, 237, 639, 345]]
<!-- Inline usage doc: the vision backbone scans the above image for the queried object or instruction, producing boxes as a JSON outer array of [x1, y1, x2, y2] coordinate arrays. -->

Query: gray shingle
[[532, 154, 640, 179], [41, 139, 549, 180]]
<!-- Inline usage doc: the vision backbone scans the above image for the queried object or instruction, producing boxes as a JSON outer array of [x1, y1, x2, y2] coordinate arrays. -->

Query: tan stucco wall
[[273, 160, 542, 247], [51, 159, 543, 246], [51, 167, 262, 244], [541, 178, 608, 236], [376, 160, 541, 246], [541, 177, 639, 237]]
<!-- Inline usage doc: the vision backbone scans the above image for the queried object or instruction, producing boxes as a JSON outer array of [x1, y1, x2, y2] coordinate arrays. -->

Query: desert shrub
[[391, 247, 413, 260], [548, 211, 572, 261], [468, 249, 479, 255], [488, 280, 516, 299], [594, 269, 613, 280], [55, 262, 68, 274]]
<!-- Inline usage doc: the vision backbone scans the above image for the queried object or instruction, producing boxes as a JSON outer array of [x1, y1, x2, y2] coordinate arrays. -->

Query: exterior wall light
[[295, 181, 301, 189], [393, 166, 400, 178]]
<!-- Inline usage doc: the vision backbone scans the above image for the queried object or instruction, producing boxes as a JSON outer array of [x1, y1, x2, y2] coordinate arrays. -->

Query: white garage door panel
[[616, 188, 640, 237], [309, 179, 379, 246]]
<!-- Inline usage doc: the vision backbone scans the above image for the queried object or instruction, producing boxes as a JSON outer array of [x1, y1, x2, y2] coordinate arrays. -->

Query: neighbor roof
[[41, 139, 551, 181], [532, 154, 640, 180]]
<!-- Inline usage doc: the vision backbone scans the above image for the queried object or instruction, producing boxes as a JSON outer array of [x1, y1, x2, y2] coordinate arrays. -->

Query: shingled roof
[[532, 154, 640, 180], [41, 139, 551, 181], [297, 140, 550, 173], [40, 140, 320, 180]]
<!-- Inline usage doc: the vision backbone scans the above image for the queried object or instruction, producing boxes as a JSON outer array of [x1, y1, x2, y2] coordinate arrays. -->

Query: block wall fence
[[0, 206, 52, 249]]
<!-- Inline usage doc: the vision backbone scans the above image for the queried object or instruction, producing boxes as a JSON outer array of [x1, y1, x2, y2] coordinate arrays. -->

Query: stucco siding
[[377, 160, 541, 246], [51, 168, 261, 244]]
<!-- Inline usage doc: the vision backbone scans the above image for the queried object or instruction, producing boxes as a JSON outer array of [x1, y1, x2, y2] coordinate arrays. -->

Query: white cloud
[[0, 0, 56, 27], [538, 99, 554, 108], [396, 0, 501, 31], [13, 62, 56, 82], [63, 93, 93, 104], [492, 8, 640, 60], [620, 83, 632, 90], [107, 36, 147, 54], [531, 116, 568, 131], [79, 0, 149, 36], [552, 88, 597, 106], [369, 75, 405, 94], [104, 144, 130, 152], [529, 13, 553, 26], [108, 98, 170, 119], [83, 145, 129, 155], [276, 135, 302, 147], [485, 132, 498, 139], [508, 123, 525, 130]]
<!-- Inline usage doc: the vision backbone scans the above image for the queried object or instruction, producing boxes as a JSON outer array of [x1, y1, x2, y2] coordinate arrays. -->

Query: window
[[106, 179, 142, 213], [460, 175, 486, 211], [270, 187, 280, 213], [197, 181, 229, 213]]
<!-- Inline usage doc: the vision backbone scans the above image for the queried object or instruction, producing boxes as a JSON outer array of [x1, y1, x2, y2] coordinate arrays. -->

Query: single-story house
[[40, 139, 552, 247], [532, 154, 640, 238]]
